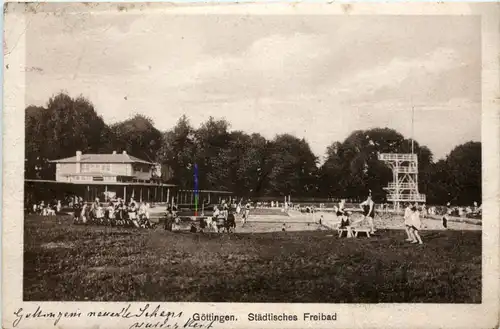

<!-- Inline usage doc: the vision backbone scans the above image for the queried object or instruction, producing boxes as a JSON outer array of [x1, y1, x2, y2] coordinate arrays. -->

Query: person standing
[[164, 206, 173, 231], [337, 199, 346, 220], [80, 202, 88, 224], [236, 202, 241, 215], [107, 202, 115, 226], [403, 202, 414, 242], [442, 202, 451, 229], [421, 204, 427, 218], [360, 194, 376, 234], [410, 206, 423, 244], [243, 201, 251, 225], [222, 200, 229, 220]]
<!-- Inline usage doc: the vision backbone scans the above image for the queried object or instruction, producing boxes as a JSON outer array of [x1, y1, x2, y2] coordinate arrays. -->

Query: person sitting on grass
[[410, 206, 423, 244]]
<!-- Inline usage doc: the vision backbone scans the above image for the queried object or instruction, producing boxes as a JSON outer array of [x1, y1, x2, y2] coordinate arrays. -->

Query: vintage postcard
[[3, 2, 499, 329]]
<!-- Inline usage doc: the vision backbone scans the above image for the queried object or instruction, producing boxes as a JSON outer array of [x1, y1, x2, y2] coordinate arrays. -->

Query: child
[[410, 206, 423, 244]]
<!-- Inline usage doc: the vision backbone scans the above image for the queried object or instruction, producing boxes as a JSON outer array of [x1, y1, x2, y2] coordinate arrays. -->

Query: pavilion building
[[25, 150, 232, 205]]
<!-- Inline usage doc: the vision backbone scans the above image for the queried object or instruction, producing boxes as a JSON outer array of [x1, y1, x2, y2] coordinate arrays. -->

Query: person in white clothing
[[243, 202, 251, 225], [145, 203, 150, 220], [410, 206, 423, 244], [403, 203, 414, 242], [80, 203, 88, 224], [213, 205, 220, 218]]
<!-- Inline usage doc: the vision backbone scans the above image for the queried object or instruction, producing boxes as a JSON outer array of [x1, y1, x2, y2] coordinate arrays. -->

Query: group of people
[[163, 199, 252, 233], [334, 192, 479, 245], [73, 197, 154, 228], [31, 200, 62, 216], [336, 195, 378, 235], [206, 200, 251, 230]]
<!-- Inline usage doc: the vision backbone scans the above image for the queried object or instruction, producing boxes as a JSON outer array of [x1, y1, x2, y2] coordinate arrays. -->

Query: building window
[[93, 177, 104, 181]]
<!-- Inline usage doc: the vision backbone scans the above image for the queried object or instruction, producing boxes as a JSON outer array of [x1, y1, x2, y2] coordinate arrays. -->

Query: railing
[[378, 153, 417, 162], [394, 166, 418, 173], [384, 182, 418, 189], [386, 193, 426, 202]]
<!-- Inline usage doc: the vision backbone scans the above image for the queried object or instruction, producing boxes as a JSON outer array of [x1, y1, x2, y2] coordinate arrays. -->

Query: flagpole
[[411, 105, 415, 154]]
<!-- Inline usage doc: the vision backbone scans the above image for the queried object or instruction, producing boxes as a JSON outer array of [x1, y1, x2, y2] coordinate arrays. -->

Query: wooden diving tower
[[378, 153, 426, 211]]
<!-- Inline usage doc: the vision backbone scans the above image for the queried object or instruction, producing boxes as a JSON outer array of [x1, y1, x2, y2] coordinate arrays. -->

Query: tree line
[[25, 93, 481, 205]]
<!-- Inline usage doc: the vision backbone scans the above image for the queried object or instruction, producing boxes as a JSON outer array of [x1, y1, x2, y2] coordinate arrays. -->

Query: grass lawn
[[24, 214, 481, 303]]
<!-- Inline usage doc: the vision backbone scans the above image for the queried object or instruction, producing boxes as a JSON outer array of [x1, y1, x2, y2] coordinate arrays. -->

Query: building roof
[[60, 171, 123, 177], [25, 179, 176, 187], [49, 153, 153, 164]]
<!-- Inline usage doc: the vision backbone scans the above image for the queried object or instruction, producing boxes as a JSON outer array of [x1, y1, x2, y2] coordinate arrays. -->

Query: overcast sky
[[25, 12, 481, 161]]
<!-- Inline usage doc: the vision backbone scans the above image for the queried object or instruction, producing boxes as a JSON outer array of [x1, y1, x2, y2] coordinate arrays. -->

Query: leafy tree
[[25, 105, 50, 179], [24, 93, 111, 179], [265, 134, 318, 197], [320, 128, 434, 202], [110, 114, 162, 161], [24, 93, 481, 207], [226, 132, 270, 197], [193, 117, 232, 190], [444, 141, 481, 205], [157, 115, 197, 188]]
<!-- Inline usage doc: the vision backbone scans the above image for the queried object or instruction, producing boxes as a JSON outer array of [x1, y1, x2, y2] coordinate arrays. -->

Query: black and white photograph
[[3, 2, 499, 329]]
